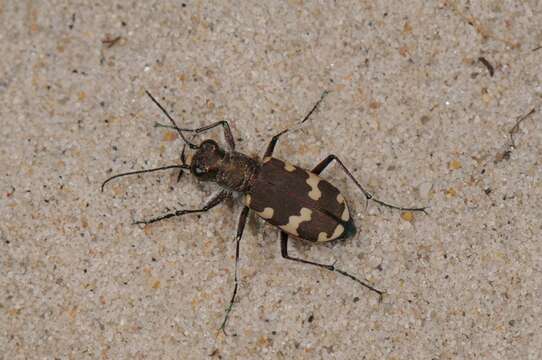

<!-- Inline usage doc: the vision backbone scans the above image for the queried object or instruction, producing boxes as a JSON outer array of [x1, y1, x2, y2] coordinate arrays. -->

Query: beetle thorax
[[215, 152, 259, 193]]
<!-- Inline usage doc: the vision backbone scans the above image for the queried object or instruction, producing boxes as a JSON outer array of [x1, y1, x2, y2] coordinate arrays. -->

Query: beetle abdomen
[[244, 157, 354, 242]]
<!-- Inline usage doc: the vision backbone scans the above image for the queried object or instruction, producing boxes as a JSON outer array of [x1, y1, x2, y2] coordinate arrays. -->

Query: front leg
[[155, 120, 236, 151], [133, 190, 230, 225]]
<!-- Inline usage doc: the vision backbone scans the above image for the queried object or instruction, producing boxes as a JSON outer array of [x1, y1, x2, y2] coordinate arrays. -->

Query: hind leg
[[280, 231, 383, 299]]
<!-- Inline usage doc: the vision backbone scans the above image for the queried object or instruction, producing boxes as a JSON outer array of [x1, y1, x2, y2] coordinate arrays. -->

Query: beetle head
[[190, 139, 225, 181]]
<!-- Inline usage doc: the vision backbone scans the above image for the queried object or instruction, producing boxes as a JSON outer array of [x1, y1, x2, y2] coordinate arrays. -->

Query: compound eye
[[193, 163, 206, 177], [201, 140, 218, 152]]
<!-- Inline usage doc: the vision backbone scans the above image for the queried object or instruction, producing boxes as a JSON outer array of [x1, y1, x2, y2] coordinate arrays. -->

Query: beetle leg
[[194, 121, 235, 151], [155, 120, 236, 151], [263, 91, 329, 158], [176, 144, 188, 183], [280, 231, 383, 299], [133, 190, 230, 225], [312, 155, 428, 213], [263, 129, 287, 159], [219, 206, 250, 335]]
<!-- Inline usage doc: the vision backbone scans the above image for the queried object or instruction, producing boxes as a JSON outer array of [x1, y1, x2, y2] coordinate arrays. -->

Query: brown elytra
[[243, 157, 355, 242]]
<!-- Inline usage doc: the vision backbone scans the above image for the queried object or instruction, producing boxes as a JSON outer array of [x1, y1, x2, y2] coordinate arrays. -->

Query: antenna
[[101, 164, 189, 192], [145, 90, 198, 149]]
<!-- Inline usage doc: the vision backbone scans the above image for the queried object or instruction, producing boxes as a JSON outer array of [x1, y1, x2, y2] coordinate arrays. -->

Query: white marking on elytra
[[337, 194, 350, 221], [257, 207, 274, 219], [341, 205, 350, 222], [244, 194, 252, 207], [263, 156, 272, 163], [280, 207, 312, 236], [317, 224, 345, 242], [283, 161, 296, 172], [306, 173, 322, 201]]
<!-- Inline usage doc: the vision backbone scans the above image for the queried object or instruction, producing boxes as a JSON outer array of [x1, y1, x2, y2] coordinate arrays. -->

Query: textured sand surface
[[2, 1, 541, 359]]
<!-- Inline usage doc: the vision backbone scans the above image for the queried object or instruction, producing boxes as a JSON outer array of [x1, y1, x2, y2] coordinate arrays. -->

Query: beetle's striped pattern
[[244, 157, 354, 242], [337, 193, 350, 221], [306, 173, 322, 200]]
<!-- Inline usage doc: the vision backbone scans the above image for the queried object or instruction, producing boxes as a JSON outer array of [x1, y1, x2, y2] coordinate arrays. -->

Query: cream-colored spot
[[243, 194, 252, 207], [317, 224, 345, 242], [337, 193, 349, 221], [279, 208, 312, 236], [283, 161, 296, 172], [341, 205, 350, 222], [263, 156, 272, 163], [257, 207, 274, 219], [306, 173, 322, 200]]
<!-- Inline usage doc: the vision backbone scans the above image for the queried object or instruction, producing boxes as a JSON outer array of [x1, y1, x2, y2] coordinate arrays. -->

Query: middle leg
[[312, 154, 427, 212], [219, 206, 250, 335], [263, 90, 329, 158]]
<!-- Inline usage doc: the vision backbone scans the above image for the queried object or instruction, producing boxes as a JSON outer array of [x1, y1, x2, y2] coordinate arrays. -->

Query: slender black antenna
[[145, 90, 198, 149], [300, 90, 329, 124], [101, 164, 189, 192]]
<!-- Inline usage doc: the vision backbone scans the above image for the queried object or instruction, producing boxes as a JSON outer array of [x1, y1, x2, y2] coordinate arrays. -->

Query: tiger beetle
[[102, 90, 427, 334]]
